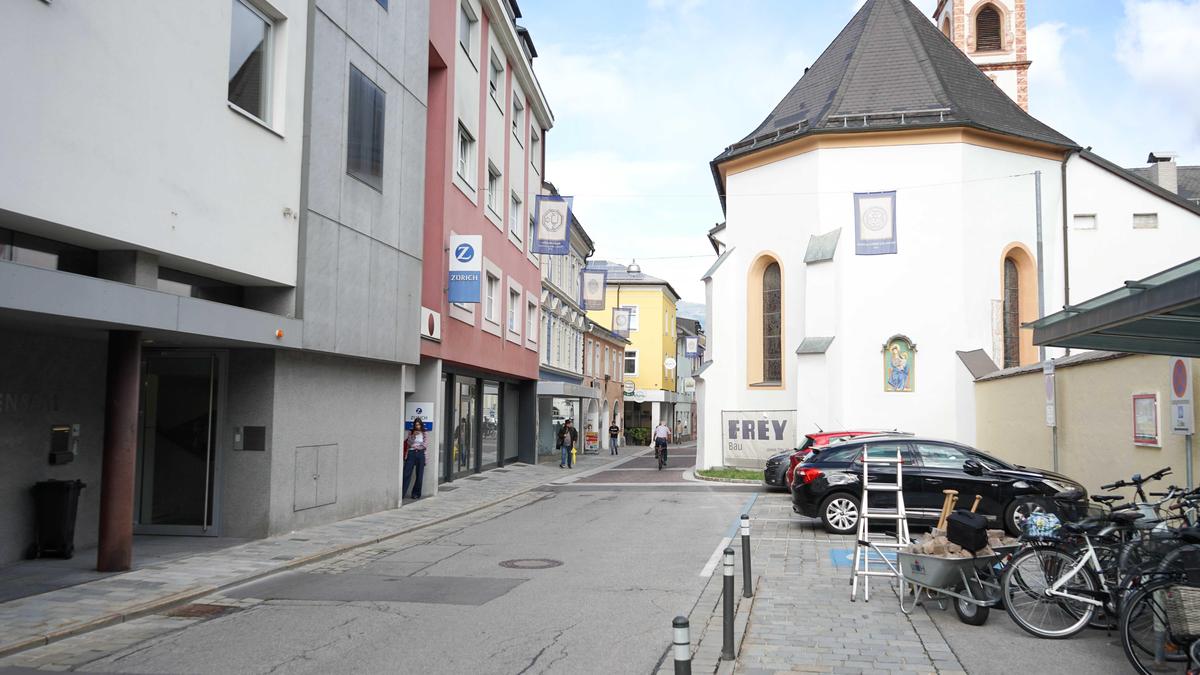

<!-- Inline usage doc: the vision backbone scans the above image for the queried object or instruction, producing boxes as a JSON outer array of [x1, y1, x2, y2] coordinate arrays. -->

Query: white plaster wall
[[1066, 157, 1200, 303], [0, 0, 307, 285]]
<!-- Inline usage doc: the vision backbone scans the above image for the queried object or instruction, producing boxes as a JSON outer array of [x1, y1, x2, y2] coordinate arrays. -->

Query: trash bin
[[31, 479, 86, 559]]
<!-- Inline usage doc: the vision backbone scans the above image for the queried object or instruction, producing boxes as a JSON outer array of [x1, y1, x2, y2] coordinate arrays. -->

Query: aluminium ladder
[[850, 444, 910, 601]]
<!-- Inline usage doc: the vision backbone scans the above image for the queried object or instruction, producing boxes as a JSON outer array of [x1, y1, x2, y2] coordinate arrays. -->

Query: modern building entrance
[[135, 351, 224, 535]]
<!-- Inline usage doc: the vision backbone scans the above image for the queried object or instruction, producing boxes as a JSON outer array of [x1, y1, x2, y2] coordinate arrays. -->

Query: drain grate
[[499, 558, 563, 570], [162, 603, 241, 619]]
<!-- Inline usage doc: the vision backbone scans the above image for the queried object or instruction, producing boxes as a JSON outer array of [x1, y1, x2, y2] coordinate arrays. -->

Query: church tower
[[932, 0, 1030, 110]]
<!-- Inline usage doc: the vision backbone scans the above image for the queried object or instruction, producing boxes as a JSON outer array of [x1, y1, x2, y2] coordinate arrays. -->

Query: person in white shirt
[[403, 418, 428, 500], [652, 420, 672, 464]]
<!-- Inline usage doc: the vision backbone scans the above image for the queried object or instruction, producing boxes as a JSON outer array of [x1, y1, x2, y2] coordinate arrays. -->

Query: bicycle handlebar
[[1100, 468, 1173, 491]]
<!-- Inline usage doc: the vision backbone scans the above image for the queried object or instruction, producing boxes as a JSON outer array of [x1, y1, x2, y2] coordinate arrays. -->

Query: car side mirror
[[963, 459, 984, 476]]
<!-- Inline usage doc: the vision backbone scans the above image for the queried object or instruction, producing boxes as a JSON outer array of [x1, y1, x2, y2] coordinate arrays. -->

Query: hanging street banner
[[612, 306, 631, 337], [854, 190, 897, 255], [448, 234, 482, 303], [1171, 357, 1194, 435], [580, 268, 607, 310], [685, 336, 700, 358], [532, 194, 573, 255]]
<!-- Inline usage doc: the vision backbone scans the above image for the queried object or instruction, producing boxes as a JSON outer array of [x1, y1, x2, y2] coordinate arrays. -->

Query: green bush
[[626, 426, 650, 446]]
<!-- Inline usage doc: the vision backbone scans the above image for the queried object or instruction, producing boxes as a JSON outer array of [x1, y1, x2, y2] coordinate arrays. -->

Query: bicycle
[[654, 440, 666, 470]]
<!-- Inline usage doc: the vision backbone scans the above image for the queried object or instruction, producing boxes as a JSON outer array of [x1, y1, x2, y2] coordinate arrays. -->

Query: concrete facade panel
[[335, 227, 370, 356], [300, 213, 340, 352], [307, 13, 349, 221], [368, 240, 401, 361], [220, 349, 276, 539]]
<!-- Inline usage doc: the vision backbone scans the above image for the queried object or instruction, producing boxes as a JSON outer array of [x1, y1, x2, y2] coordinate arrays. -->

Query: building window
[[458, 2, 476, 56], [621, 305, 639, 331], [508, 289, 521, 332], [487, 166, 501, 213], [228, 0, 272, 122], [375, 0, 387, 8], [1073, 214, 1097, 230], [485, 273, 499, 322], [1133, 213, 1159, 229], [512, 98, 524, 139], [457, 124, 475, 185], [530, 131, 540, 168], [762, 262, 782, 383], [527, 301, 537, 340], [941, 17, 951, 39], [585, 341, 592, 375], [347, 65, 385, 191], [528, 216, 536, 250], [624, 350, 639, 376], [510, 193, 522, 237], [975, 4, 1002, 51], [1002, 257, 1020, 368], [488, 52, 503, 100]]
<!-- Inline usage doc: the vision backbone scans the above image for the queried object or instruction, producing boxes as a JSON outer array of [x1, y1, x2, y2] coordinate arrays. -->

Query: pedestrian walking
[[557, 419, 578, 468], [608, 418, 620, 455], [403, 418, 428, 500]]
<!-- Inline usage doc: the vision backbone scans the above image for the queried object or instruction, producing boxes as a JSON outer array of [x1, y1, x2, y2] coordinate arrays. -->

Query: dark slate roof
[[712, 0, 1075, 171], [1125, 165, 1200, 206]]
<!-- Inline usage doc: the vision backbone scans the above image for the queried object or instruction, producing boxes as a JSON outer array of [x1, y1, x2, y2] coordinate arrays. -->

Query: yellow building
[[586, 261, 683, 437]]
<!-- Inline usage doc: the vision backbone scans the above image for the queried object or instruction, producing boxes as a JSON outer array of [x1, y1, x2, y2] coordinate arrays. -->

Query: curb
[[0, 466, 573, 659]]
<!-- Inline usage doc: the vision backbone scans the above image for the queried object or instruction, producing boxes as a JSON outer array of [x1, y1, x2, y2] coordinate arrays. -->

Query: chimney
[[1147, 151, 1179, 194]]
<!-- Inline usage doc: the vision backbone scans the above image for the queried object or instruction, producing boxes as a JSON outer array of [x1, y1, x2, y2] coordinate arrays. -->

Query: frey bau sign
[[720, 409, 796, 468], [448, 235, 482, 304]]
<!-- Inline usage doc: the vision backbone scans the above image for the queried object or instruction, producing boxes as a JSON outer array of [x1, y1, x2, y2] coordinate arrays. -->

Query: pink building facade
[[412, 0, 552, 493]]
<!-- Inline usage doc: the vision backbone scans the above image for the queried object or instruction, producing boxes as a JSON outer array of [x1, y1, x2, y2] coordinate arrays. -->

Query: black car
[[791, 435, 1086, 535], [763, 451, 790, 489]]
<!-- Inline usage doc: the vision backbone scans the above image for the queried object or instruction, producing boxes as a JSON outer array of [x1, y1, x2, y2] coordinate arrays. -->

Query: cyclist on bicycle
[[652, 420, 672, 465]]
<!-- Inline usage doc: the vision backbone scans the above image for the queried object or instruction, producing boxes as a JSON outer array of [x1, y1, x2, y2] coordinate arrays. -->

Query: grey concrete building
[[0, 0, 427, 569]]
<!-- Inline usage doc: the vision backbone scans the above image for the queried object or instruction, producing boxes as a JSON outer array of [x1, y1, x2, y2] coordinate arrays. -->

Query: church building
[[696, 0, 1200, 469]]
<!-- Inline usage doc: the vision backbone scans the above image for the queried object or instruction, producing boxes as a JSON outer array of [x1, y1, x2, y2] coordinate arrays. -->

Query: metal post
[[672, 616, 692, 675], [1034, 170, 1046, 363], [740, 514, 753, 598], [97, 330, 141, 572], [721, 547, 735, 661], [1187, 434, 1194, 489], [1051, 426, 1059, 473]]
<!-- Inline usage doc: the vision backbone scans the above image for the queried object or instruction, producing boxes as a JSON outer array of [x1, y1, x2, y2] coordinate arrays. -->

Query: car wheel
[[1003, 498, 1045, 536], [820, 493, 860, 535]]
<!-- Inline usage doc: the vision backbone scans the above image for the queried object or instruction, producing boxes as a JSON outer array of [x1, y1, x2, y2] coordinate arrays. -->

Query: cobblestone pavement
[[0, 451, 630, 660]]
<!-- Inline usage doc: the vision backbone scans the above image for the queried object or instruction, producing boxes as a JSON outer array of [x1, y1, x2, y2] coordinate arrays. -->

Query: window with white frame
[[488, 52, 503, 100], [486, 165, 500, 212], [585, 341, 592, 375], [485, 273, 499, 322], [527, 301, 537, 340], [512, 98, 524, 140], [510, 193, 522, 237], [530, 130, 540, 169], [1133, 213, 1159, 229], [624, 350, 639, 376], [508, 289, 520, 332], [457, 123, 475, 185], [593, 342, 600, 374], [622, 305, 639, 331], [458, 2, 476, 57], [528, 216, 536, 251], [228, 0, 273, 123], [604, 346, 610, 377]]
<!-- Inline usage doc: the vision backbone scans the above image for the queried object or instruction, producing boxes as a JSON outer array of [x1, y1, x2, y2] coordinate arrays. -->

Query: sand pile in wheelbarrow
[[904, 528, 1017, 559]]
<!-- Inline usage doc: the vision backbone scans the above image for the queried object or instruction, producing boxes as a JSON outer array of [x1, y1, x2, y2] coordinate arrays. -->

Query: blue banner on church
[[854, 191, 897, 255]]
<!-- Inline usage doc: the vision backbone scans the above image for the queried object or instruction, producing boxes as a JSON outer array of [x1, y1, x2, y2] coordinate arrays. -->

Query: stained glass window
[[763, 262, 782, 383]]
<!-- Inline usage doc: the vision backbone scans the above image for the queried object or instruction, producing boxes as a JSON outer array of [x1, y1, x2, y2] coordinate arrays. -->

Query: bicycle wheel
[[1119, 580, 1191, 674], [657, 448, 664, 470], [1002, 545, 1098, 638]]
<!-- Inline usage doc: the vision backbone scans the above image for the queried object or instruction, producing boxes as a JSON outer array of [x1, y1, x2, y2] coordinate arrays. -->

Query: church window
[[1002, 257, 1020, 368], [941, 17, 951, 39], [975, 5, 1002, 51], [762, 263, 782, 383]]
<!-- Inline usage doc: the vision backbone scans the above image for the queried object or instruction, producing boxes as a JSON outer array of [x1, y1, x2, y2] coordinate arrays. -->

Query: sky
[[517, 0, 1200, 305]]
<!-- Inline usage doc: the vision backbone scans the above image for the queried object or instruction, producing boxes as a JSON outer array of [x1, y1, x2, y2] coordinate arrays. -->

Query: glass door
[[135, 352, 223, 535], [481, 381, 500, 469], [451, 378, 477, 478]]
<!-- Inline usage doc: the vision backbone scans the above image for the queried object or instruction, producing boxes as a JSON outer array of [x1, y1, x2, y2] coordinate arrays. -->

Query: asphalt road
[[66, 450, 761, 675]]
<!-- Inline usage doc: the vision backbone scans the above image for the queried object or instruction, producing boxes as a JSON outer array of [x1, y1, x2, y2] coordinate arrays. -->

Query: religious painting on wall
[[854, 190, 897, 255], [882, 335, 915, 392]]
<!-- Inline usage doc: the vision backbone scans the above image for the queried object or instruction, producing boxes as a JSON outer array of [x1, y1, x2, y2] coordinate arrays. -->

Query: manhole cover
[[162, 603, 240, 619], [499, 558, 563, 570]]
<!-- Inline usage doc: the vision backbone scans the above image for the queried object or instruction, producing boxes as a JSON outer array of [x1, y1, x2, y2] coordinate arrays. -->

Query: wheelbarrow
[[896, 550, 1008, 625]]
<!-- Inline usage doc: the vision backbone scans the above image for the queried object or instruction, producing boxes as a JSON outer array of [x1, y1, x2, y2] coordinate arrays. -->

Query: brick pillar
[[953, 0, 966, 52], [96, 331, 141, 572], [1013, 0, 1030, 110]]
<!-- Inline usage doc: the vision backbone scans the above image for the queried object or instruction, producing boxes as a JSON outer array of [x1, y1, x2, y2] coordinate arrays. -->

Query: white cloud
[[1116, 0, 1200, 125], [1027, 22, 1068, 87]]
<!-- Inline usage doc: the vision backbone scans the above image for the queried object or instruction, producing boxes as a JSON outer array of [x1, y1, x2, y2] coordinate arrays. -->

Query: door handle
[[926, 479, 942, 485]]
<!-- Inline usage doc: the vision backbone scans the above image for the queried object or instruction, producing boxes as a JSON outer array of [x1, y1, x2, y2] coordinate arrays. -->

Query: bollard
[[740, 514, 753, 598], [672, 615, 692, 675], [721, 547, 735, 661]]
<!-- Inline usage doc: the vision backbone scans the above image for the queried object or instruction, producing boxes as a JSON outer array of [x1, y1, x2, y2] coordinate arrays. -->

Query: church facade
[[697, 0, 1200, 469]]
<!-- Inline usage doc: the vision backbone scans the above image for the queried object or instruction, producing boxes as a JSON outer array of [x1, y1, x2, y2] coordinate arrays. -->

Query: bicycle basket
[[1023, 511, 1062, 539], [1165, 586, 1200, 639], [1050, 498, 1107, 523]]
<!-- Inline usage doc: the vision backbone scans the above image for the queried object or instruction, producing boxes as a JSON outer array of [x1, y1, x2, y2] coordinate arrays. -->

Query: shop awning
[[1030, 256, 1200, 357]]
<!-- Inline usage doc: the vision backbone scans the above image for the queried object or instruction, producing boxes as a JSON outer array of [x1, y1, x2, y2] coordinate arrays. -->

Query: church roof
[[712, 0, 1076, 174]]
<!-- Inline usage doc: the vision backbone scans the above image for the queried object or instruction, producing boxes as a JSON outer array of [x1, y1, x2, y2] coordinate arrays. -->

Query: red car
[[764, 431, 897, 490]]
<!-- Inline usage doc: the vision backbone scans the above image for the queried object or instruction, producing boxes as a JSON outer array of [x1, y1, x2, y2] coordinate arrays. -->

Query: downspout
[[1060, 148, 1080, 356]]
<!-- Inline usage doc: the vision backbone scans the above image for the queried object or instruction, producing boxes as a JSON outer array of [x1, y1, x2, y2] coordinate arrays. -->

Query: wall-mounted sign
[[612, 307, 631, 337], [664, 357, 677, 370], [1044, 359, 1056, 428], [1133, 393, 1159, 446], [448, 235, 482, 303], [685, 336, 700, 358], [684, 377, 696, 394], [420, 306, 442, 341], [532, 195, 573, 255], [721, 410, 796, 468], [623, 380, 636, 395], [580, 268, 607, 310], [854, 190, 897, 255], [1171, 357, 1194, 435], [405, 401, 435, 431]]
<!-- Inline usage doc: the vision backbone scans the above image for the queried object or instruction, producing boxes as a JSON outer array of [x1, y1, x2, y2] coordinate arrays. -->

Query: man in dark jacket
[[557, 419, 579, 468]]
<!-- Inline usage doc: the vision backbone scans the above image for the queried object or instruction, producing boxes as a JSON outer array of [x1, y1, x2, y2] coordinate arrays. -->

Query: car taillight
[[797, 468, 824, 485]]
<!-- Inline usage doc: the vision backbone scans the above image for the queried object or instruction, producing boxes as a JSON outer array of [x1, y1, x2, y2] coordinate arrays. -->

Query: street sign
[[664, 357, 677, 370], [684, 377, 696, 394], [1171, 357, 1194, 435], [1043, 360, 1056, 427]]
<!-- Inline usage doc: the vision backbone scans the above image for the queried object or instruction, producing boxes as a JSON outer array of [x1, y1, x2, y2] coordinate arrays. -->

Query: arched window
[[941, 17, 951, 39], [762, 263, 782, 383], [1002, 257, 1020, 368], [975, 5, 1002, 51]]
